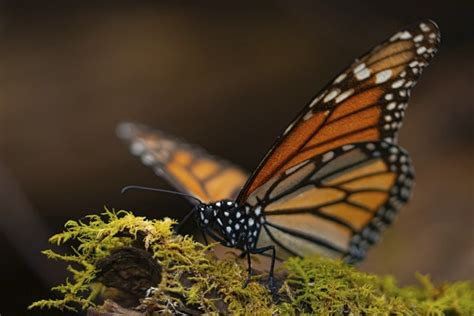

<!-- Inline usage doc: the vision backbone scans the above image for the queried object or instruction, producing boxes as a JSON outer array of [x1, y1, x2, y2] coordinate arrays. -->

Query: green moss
[[30, 210, 474, 315], [281, 257, 474, 315], [29, 209, 272, 314]]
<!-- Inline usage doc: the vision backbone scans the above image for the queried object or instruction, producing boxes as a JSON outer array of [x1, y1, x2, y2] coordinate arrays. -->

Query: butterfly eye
[[198, 205, 215, 222], [204, 207, 214, 218]]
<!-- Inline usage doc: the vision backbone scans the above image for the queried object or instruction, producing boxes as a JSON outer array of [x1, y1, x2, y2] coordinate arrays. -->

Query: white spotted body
[[195, 200, 262, 250]]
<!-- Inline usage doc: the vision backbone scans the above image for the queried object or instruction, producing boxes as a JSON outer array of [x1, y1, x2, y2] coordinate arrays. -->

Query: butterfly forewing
[[237, 20, 439, 203], [255, 141, 414, 262], [117, 122, 249, 204]]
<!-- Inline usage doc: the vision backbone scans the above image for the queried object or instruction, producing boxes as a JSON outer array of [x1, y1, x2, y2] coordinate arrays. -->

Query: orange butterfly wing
[[117, 122, 249, 204], [237, 20, 440, 204]]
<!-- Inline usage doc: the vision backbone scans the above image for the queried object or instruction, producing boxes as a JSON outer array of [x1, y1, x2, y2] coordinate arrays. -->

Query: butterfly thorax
[[194, 200, 262, 250]]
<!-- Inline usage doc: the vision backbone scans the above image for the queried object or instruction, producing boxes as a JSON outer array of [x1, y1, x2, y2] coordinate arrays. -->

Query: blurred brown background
[[0, 1, 472, 314]]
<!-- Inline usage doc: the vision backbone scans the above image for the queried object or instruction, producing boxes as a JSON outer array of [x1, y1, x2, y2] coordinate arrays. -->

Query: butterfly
[[117, 20, 440, 288]]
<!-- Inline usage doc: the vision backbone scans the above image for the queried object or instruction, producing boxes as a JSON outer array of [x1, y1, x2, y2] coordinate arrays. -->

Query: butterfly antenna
[[120, 185, 202, 204], [174, 208, 197, 234]]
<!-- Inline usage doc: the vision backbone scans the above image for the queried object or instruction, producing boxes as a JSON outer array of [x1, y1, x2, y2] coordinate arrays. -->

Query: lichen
[[30, 209, 474, 315]]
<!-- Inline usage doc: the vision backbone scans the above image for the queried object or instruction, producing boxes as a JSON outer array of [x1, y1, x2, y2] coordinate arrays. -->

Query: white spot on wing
[[353, 63, 366, 73], [366, 143, 375, 150], [283, 122, 295, 135], [420, 23, 430, 32], [414, 34, 424, 42], [116, 122, 134, 138], [131, 142, 146, 155], [386, 102, 397, 110], [323, 89, 341, 103], [303, 111, 314, 121], [334, 73, 347, 84], [355, 67, 371, 81], [322, 151, 335, 162], [399, 31, 412, 39], [141, 153, 155, 165], [390, 32, 401, 41], [309, 94, 324, 108], [375, 69, 392, 84], [417, 46, 427, 55], [335, 89, 354, 103], [391, 79, 405, 88]]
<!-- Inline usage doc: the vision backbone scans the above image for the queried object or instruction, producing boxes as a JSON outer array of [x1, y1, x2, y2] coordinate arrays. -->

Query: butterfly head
[[194, 203, 215, 228]]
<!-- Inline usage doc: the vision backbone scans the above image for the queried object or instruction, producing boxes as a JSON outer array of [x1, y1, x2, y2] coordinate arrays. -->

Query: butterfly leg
[[200, 228, 229, 246], [238, 250, 247, 259], [174, 209, 196, 234], [200, 229, 210, 245], [249, 245, 276, 291], [243, 251, 252, 288]]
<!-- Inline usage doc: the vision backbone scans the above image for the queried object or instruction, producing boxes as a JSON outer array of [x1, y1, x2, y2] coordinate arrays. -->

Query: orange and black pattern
[[237, 20, 439, 204], [117, 122, 248, 204]]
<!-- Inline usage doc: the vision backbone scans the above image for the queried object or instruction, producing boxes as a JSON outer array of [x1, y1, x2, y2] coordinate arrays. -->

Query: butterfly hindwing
[[237, 20, 439, 203], [117, 122, 249, 204], [254, 141, 414, 262]]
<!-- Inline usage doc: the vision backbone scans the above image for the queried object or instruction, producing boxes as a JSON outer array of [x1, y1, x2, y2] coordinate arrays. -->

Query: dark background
[[0, 1, 472, 314]]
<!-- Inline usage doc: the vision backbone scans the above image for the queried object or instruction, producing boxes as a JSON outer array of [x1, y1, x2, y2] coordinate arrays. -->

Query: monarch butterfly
[[117, 20, 440, 288]]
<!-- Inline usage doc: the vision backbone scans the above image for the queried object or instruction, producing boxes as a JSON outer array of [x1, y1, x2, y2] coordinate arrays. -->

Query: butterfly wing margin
[[253, 141, 414, 262], [117, 122, 249, 204], [237, 20, 438, 204]]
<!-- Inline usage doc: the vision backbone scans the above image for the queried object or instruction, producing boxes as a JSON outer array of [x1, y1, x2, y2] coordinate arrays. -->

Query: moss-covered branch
[[30, 210, 474, 315]]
